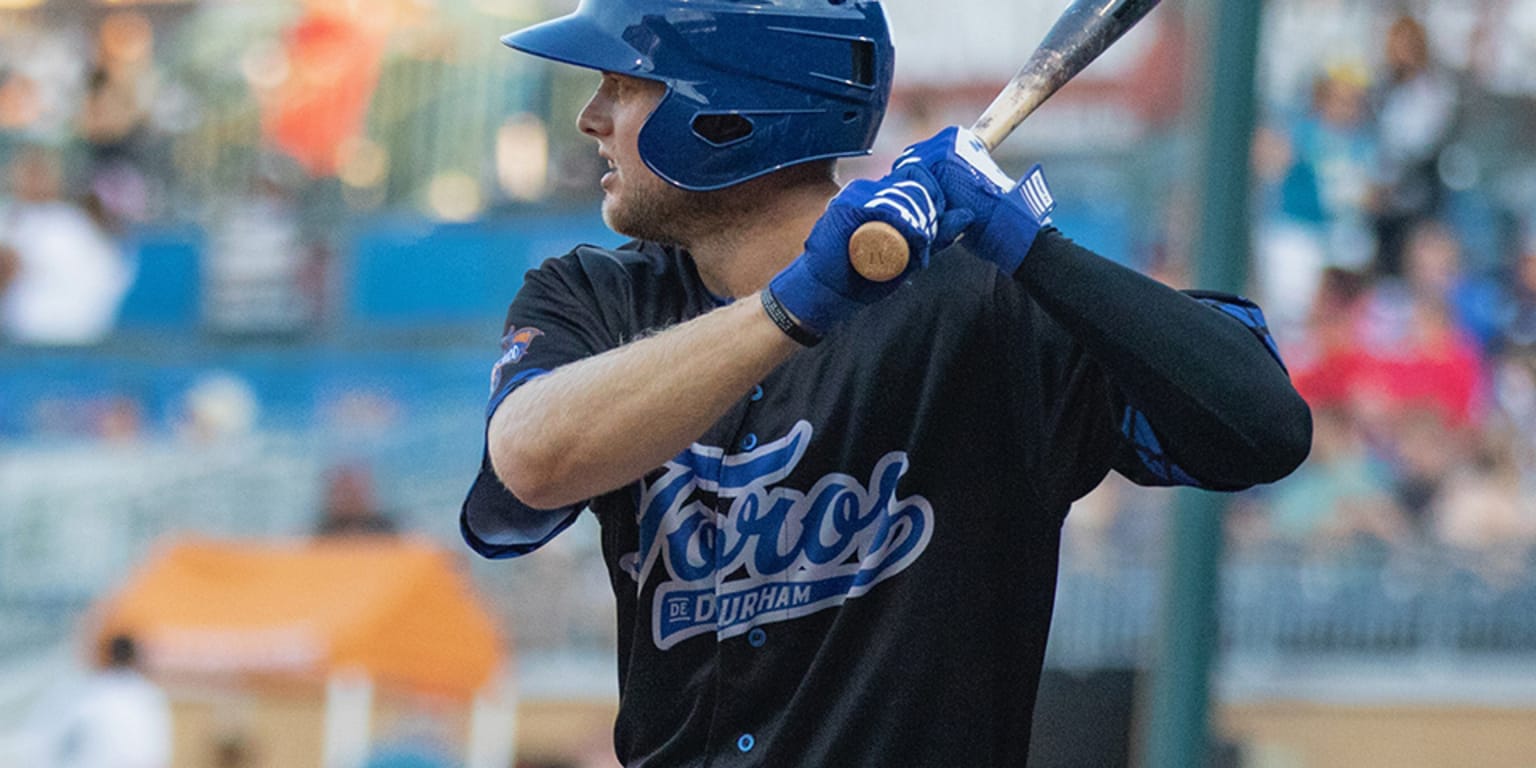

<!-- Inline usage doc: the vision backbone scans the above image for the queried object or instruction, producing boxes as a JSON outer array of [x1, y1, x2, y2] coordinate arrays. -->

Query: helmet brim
[[501, 12, 653, 76]]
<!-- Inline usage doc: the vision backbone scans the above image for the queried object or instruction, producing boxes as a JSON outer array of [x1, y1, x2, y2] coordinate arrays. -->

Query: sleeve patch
[[489, 325, 545, 395], [502, 325, 544, 360]]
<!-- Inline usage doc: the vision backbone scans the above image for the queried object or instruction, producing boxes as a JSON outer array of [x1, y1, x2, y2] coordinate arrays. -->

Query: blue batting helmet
[[502, 0, 895, 191]]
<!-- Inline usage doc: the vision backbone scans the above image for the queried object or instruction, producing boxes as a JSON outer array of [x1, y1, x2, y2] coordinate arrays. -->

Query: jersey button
[[737, 733, 755, 753], [740, 433, 758, 451], [750, 384, 764, 402], [748, 628, 767, 647]]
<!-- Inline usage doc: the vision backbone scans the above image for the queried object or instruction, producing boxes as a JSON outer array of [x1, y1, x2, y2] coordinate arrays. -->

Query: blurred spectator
[[1470, 1, 1536, 96], [1284, 65, 1378, 261], [1358, 223, 1488, 430], [29, 393, 143, 441], [0, 146, 133, 345], [314, 463, 399, 537], [0, 239, 17, 294], [78, 12, 159, 225], [1492, 221, 1536, 357], [1430, 424, 1536, 584], [1290, 267, 1374, 410], [1296, 241, 1487, 438], [210, 733, 253, 768], [1490, 224, 1536, 470], [1254, 64, 1378, 332], [1249, 405, 1406, 555], [1368, 15, 1460, 276], [1366, 220, 1504, 350], [177, 371, 259, 442], [205, 156, 326, 336], [1375, 294, 1485, 430], [259, 6, 387, 178], [0, 66, 43, 163], [40, 634, 172, 768], [1389, 406, 1469, 534]]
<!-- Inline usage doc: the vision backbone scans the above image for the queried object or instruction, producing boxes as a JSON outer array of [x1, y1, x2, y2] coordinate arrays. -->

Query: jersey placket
[[701, 379, 778, 765]]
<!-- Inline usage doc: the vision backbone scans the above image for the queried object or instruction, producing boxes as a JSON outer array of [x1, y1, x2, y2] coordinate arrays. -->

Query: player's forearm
[[1015, 229, 1312, 485], [489, 293, 800, 509]]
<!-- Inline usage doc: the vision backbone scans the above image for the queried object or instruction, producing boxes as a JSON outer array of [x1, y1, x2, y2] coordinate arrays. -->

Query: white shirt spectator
[[46, 668, 173, 768], [0, 199, 132, 345]]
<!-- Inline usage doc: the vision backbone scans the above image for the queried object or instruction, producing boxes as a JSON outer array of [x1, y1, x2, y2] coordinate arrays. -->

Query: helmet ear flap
[[636, 89, 733, 191]]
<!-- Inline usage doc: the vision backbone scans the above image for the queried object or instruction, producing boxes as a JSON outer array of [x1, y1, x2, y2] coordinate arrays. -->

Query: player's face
[[578, 73, 710, 244]]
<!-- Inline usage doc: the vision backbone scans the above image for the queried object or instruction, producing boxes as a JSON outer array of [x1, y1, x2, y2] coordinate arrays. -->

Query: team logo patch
[[489, 326, 543, 394], [501, 326, 544, 361], [623, 421, 936, 650]]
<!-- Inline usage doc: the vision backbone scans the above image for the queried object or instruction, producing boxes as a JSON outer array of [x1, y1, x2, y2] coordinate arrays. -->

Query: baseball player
[[462, 1, 1312, 765]]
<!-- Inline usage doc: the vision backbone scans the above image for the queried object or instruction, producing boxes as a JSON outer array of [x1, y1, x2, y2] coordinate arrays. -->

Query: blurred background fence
[[3, 0, 1536, 766]]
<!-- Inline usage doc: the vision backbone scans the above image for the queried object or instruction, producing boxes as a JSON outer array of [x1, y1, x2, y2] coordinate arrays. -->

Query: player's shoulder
[[519, 239, 713, 330], [535, 239, 691, 291]]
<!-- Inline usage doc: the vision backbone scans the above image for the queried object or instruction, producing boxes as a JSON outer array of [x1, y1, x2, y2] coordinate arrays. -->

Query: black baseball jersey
[[462, 230, 1308, 767]]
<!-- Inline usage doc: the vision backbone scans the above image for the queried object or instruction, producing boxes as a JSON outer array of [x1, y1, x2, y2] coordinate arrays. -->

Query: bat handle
[[848, 221, 909, 282]]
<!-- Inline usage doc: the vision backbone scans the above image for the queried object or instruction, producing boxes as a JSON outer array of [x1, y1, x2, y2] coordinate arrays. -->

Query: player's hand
[[895, 126, 1056, 275], [764, 164, 944, 344]]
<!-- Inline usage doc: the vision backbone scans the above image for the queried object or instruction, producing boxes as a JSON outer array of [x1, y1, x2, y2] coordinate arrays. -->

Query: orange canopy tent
[[94, 537, 505, 701]]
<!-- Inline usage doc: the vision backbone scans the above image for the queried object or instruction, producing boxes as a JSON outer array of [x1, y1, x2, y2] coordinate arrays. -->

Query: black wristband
[[760, 288, 822, 347]]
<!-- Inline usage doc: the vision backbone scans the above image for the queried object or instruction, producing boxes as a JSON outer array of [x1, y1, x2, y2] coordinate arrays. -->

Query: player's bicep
[[461, 264, 616, 559]]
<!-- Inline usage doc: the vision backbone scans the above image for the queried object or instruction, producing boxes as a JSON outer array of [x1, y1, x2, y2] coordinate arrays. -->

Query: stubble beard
[[603, 171, 752, 249]]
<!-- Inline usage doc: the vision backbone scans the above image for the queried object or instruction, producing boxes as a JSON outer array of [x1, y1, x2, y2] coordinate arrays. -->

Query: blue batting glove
[[894, 126, 1056, 274], [765, 164, 943, 344]]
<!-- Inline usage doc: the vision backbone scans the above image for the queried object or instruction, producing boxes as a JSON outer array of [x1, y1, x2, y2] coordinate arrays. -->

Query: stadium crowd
[[5, 6, 1534, 767], [1226, 14, 1536, 583], [2, 4, 1535, 594]]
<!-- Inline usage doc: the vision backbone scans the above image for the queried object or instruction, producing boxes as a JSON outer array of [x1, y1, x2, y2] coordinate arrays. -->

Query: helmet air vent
[[850, 39, 875, 86], [691, 113, 755, 147]]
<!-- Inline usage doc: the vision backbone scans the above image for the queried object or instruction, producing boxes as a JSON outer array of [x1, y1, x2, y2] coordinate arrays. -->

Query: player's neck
[[687, 179, 839, 299]]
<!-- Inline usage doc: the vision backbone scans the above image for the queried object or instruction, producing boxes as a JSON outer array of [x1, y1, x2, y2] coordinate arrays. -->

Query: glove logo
[[1015, 166, 1055, 222], [863, 180, 938, 240], [630, 421, 935, 650]]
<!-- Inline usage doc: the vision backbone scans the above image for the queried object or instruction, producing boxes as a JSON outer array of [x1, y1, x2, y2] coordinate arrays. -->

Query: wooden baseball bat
[[849, 0, 1164, 281]]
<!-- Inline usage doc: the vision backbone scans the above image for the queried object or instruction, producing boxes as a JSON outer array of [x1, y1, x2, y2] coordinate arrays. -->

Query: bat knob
[[849, 221, 910, 282]]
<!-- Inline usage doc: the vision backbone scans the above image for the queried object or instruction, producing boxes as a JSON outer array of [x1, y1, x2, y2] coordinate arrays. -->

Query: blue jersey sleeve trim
[[487, 367, 550, 419], [460, 443, 583, 559], [460, 462, 582, 559]]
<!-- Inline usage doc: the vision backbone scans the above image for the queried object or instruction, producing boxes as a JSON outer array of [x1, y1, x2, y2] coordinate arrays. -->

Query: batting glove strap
[[974, 165, 1056, 276], [766, 257, 863, 339], [760, 286, 823, 346]]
